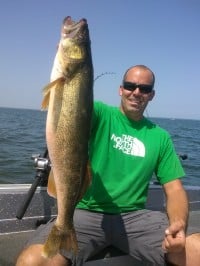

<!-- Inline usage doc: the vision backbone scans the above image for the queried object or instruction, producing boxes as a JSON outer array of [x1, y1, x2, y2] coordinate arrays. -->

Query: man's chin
[[127, 104, 140, 112]]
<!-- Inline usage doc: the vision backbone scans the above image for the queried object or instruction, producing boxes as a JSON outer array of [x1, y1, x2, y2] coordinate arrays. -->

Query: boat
[[0, 153, 200, 266]]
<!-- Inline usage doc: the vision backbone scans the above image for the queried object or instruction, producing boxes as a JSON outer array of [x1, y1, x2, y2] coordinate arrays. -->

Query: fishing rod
[[16, 148, 51, 220]]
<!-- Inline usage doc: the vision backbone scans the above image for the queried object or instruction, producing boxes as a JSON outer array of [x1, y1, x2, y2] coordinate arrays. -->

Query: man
[[16, 65, 200, 266]]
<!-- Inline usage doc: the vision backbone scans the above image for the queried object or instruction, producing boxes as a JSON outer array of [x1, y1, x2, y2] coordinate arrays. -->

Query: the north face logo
[[111, 134, 145, 157]]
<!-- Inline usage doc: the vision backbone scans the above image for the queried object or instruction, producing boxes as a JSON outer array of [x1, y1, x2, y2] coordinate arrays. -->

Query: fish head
[[58, 16, 91, 71]]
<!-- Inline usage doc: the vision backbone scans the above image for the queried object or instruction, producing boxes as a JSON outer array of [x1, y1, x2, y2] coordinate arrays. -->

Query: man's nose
[[132, 87, 141, 95]]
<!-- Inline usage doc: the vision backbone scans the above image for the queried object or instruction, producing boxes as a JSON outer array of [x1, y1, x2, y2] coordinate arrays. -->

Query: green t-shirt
[[77, 101, 185, 213]]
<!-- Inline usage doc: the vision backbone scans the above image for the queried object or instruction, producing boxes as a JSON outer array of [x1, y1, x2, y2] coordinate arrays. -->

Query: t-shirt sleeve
[[155, 135, 185, 185]]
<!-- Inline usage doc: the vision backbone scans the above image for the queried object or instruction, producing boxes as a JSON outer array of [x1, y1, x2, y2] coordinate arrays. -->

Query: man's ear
[[119, 86, 123, 96]]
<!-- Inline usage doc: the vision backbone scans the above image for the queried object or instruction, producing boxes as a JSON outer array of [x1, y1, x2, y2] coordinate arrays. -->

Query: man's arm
[[162, 179, 189, 253]]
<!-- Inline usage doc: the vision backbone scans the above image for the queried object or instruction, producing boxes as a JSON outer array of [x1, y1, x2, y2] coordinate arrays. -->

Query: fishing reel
[[32, 154, 51, 171], [16, 149, 51, 220]]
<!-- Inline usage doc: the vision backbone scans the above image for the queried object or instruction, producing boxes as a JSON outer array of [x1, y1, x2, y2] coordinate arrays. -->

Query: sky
[[0, 0, 200, 120]]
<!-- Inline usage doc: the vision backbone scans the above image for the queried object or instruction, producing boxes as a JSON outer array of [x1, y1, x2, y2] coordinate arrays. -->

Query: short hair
[[122, 65, 155, 88]]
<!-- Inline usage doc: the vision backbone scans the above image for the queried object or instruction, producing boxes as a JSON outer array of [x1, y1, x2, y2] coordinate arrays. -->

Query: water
[[0, 107, 199, 186], [0, 107, 46, 184], [150, 117, 200, 186]]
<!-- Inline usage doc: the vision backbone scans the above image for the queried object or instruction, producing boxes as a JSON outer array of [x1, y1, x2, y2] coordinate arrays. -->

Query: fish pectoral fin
[[41, 77, 65, 110], [47, 170, 57, 198]]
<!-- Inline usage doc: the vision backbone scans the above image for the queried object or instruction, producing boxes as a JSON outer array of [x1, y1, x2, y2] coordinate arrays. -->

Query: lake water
[[0, 107, 199, 186]]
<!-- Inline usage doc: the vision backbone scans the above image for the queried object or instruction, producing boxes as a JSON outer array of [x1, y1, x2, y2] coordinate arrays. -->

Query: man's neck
[[119, 106, 144, 121]]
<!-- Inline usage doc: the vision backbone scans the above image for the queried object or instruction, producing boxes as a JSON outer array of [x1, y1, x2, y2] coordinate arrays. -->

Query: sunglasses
[[122, 81, 153, 94]]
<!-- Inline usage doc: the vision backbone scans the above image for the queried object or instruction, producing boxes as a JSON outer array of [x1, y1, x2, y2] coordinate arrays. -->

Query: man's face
[[119, 67, 155, 120]]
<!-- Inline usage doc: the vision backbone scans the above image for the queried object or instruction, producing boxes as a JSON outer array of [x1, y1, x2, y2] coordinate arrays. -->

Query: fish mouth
[[61, 16, 89, 43]]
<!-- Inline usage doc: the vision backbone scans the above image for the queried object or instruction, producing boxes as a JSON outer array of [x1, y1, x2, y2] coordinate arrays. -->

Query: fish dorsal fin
[[41, 77, 65, 110]]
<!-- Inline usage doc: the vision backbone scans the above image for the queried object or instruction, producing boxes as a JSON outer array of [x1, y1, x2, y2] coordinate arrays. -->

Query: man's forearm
[[164, 182, 189, 231]]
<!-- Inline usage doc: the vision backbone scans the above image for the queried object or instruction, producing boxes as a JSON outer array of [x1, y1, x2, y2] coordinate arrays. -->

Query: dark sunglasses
[[122, 81, 153, 94]]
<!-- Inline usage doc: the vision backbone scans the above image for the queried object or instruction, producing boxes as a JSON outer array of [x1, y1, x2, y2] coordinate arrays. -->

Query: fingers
[[162, 227, 186, 253]]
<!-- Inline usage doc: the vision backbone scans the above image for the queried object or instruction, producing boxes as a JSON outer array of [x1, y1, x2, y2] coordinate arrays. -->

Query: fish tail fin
[[42, 224, 78, 258], [41, 77, 65, 110]]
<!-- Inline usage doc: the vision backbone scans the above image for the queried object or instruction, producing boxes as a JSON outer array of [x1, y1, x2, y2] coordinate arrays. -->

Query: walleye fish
[[41, 16, 93, 258]]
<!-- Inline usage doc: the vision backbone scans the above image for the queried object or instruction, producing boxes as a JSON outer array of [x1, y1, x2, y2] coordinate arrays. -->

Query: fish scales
[[42, 16, 93, 258]]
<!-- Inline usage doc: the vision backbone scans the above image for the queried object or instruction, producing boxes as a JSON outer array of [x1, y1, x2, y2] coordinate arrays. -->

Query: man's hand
[[162, 222, 186, 253]]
